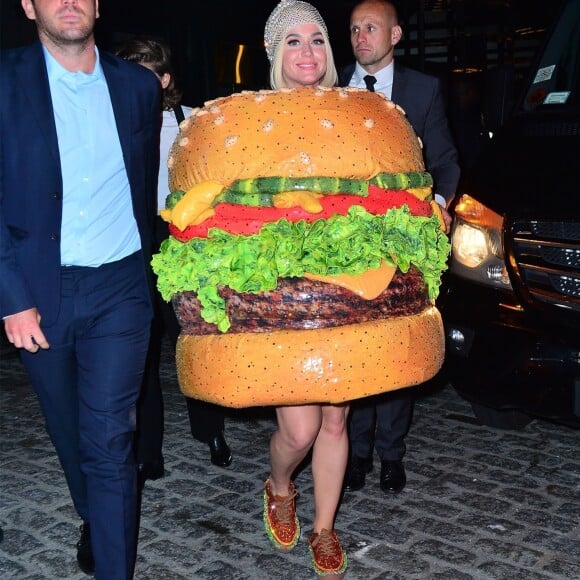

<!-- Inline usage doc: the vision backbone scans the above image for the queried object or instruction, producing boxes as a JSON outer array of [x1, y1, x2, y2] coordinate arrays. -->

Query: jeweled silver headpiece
[[264, 0, 329, 63]]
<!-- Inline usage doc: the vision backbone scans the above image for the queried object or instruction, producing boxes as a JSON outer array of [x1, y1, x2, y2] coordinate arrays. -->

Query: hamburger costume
[[152, 86, 449, 407], [152, 2, 449, 575]]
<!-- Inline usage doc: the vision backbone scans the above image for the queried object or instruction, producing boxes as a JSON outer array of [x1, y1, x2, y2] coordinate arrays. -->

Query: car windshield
[[520, 0, 580, 112]]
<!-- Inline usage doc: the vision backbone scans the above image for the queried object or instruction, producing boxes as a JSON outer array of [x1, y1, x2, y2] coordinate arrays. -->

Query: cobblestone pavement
[[1, 338, 579, 580]]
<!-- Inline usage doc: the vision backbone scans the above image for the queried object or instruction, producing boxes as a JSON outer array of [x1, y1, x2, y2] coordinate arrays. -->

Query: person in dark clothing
[[1, 2, 160, 576], [115, 38, 232, 482], [339, 0, 459, 495]]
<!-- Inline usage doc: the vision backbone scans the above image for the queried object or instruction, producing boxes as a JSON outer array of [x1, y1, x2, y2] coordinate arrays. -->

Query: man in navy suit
[[339, 0, 460, 495], [0, 1, 160, 577]]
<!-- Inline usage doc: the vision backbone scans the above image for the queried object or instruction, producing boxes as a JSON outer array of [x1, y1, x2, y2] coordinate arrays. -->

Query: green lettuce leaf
[[151, 205, 450, 332]]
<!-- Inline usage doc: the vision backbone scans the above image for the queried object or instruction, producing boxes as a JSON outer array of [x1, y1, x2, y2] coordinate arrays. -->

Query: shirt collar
[[353, 61, 395, 96], [43, 45, 103, 85]]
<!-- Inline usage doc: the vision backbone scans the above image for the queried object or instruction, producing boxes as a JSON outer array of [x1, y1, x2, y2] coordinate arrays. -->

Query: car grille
[[508, 219, 580, 313]]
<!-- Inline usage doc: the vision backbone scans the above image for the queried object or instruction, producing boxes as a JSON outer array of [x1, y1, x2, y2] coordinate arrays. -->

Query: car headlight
[[450, 195, 512, 288]]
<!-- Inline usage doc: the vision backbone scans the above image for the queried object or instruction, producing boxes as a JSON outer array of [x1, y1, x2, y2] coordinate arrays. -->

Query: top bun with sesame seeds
[[167, 86, 424, 192], [152, 86, 451, 407]]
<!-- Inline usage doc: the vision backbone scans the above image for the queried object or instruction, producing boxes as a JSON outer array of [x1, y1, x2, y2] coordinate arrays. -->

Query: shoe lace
[[272, 487, 297, 525], [312, 529, 339, 557]]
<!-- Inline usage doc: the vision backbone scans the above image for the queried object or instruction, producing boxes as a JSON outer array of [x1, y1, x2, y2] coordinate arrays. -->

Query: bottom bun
[[176, 306, 445, 407]]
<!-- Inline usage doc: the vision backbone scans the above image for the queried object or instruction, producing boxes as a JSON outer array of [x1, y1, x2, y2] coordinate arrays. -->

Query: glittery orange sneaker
[[263, 478, 300, 551], [308, 528, 348, 576]]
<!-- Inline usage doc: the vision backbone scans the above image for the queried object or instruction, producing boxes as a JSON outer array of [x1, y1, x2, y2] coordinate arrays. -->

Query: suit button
[[50, 233, 59, 241], [52, 192, 61, 199]]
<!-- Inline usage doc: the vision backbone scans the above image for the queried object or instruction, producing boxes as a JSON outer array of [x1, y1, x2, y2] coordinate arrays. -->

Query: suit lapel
[[15, 43, 60, 165], [391, 63, 408, 104], [101, 52, 133, 175]]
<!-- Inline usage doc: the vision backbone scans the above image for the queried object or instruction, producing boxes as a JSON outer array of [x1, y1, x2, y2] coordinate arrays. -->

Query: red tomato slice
[[170, 187, 432, 241]]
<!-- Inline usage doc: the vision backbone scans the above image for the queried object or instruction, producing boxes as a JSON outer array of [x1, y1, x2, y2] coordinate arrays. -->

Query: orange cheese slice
[[304, 261, 396, 300], [273, 191, 323, 213], [160, 180, 223, 230]]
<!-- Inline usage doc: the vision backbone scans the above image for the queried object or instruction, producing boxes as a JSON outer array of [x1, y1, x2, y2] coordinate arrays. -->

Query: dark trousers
[[135, 217, 178, 467], [348, 390, 413, 461], [186, 397, 225, 442], [134, 316, 165, 466], [21, 252, 151, 580]]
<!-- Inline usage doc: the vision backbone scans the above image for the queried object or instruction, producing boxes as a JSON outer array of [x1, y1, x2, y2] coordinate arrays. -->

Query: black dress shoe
[[208, 432, 232, 467], [380, 460, 406, 493], [343, 456, 372, 492], [138, 458, 165, 482], [76, 522, 95, 575]]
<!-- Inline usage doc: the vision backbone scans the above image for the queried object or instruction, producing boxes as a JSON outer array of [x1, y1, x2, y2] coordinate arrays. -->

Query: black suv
[[438, 0, 579, 429]]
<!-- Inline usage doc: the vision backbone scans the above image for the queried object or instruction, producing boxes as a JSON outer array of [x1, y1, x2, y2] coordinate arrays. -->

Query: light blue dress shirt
[[44, 46, 141, 267]]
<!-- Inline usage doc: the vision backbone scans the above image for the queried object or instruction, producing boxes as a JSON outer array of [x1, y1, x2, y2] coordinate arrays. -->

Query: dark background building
[[0, 0, 564, 169]]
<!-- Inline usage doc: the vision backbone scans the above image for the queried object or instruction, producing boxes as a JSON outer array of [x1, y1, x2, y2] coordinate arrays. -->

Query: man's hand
[[439, 203, 453, 234], [4, 308, 50, 353]]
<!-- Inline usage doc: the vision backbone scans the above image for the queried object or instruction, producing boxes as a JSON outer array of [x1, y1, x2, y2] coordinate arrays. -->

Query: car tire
[[471, 402, 532, 430]]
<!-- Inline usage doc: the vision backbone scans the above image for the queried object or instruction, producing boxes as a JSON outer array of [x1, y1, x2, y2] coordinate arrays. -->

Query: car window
[[521, 0, 580, 111]]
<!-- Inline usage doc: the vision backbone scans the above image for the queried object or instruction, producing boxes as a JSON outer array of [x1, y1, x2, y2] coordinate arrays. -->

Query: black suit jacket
[[0, 42, 160, 325], [339, 63, 460, 203]]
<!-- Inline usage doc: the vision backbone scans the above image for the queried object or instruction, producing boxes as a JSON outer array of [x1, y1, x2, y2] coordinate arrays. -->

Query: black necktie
[[363, 75, 377, 92]]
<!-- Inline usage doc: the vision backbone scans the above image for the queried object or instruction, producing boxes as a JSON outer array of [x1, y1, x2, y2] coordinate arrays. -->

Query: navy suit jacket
[[0, 42, 160, 326], [339, 63, 460, 203]]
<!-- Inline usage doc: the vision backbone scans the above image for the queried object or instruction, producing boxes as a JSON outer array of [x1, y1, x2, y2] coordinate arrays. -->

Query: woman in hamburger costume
[[259, 2, 349, 576], [153, 0, 449, 575]]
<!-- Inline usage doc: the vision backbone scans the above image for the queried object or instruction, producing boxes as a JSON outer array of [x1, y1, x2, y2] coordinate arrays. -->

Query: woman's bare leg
[[311, 404, 349, 532], [269, 404, 321, 495]]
